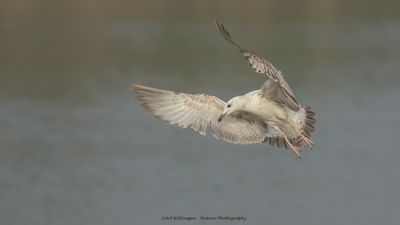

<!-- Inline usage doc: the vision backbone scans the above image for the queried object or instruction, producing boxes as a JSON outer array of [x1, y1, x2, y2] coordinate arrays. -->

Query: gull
[[132, 21, 316, 157]]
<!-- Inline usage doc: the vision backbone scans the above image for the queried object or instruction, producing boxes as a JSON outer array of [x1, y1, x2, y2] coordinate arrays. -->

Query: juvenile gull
[[132, 21, 316, 157]]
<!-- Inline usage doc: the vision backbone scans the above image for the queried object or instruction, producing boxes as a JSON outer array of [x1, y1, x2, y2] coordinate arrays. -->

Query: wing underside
[[132, 84, 268, 144]]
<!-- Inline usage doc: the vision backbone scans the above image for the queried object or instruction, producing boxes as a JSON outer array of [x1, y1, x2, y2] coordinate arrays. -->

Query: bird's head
[[218, 97, 241, 122]]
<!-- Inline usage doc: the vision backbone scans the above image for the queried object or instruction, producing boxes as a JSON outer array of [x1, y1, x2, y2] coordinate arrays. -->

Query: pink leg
[[300, 134, 314, 149], [284, 136, 301, 158]]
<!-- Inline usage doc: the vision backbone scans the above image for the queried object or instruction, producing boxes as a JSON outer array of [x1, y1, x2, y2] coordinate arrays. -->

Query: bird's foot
[[284, 136, 301, 158], [300, 134, 314, 149]]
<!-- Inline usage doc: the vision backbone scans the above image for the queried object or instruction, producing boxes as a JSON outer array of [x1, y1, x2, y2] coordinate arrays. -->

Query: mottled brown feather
[[215, 20, 300, 111]]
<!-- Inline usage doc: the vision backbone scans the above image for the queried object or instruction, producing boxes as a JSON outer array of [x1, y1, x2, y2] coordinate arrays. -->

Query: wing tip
[[214, 20, 223, 31], [131, 84, 146, 94], [214, 19, 221, 27], [214, 20, 242, 49], [131, 84, 173, 95], [131, 84, 172, 111], [215, 20, 227, 36]]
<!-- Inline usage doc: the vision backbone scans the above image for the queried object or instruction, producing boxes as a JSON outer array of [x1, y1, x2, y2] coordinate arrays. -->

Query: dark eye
[[227, 104, 231, 108]]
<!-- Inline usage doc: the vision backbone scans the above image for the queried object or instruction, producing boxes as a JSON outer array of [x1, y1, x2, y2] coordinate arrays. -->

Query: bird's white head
[[218, 97, 242, 122]]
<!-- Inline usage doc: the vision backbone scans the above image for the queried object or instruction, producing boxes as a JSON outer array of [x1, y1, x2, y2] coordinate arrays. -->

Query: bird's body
[[132, 21, 316, 157], [226, 90, 291, 134]]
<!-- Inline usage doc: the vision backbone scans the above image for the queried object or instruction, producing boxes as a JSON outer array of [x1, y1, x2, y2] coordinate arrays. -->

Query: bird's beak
[[218, 111, 227, 122]]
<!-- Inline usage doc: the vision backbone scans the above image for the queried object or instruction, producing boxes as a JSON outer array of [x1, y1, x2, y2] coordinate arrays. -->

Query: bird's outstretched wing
[[215, 21, 300, 111], [132, 84, 267, 144]]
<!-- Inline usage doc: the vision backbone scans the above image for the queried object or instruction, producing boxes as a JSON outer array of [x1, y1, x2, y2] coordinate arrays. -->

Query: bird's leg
[[300, 134, 314, 149], [270, 124, 301, 158], [284, 135, 301, 158]]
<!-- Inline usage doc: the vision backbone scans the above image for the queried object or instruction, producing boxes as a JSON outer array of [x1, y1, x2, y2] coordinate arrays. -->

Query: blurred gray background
[[1, 0, 400, 225]]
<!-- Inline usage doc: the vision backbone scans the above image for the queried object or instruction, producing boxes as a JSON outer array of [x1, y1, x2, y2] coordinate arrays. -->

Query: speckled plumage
[[132, 21, 316, 157]]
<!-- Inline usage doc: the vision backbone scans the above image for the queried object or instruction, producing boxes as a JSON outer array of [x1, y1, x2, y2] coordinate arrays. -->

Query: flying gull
[[132, 21, 316, 157]]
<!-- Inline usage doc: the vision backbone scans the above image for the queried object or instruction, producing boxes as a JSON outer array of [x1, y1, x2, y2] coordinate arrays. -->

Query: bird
[[132, 21, 316, 158]]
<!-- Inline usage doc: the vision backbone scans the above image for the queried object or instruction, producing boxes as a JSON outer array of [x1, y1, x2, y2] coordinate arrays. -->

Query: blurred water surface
[[1, 1, 400, 225]]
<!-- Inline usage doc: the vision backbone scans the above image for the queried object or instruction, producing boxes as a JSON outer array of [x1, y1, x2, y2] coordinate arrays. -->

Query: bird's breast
[[245, 97, 304, 137], [247, 99, 287, 122]]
